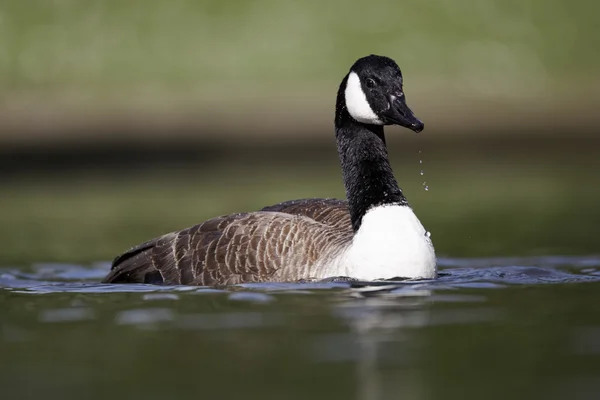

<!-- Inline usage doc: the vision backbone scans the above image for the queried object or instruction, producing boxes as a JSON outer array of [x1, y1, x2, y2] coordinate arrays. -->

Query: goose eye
[[365, 78, 376, 89]]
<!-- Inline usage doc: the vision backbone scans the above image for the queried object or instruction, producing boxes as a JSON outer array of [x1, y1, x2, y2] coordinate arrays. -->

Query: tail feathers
[[102, 239, 164, 284]]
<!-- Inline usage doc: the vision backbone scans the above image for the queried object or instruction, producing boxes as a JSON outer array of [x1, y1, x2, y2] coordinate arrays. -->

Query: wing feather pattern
[[103, 204, 352, 286], [260, 198, 351, 230]]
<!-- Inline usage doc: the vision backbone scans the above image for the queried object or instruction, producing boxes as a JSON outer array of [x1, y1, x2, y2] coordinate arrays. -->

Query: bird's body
[[102, 55, 437, 286], [104, 199, 352, 285]]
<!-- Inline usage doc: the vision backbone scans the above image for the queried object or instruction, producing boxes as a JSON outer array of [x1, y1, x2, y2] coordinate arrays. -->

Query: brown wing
[[102, 211, 351, 286], [261, 198, 351, 231]]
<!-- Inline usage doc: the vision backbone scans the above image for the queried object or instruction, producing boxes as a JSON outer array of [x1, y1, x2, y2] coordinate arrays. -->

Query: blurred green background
[[0, 0, 599, 265], [1, 4, 600, 400]]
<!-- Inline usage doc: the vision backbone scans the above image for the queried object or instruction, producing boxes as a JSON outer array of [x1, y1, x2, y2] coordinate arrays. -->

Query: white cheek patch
[[344, 72, 383, 125]]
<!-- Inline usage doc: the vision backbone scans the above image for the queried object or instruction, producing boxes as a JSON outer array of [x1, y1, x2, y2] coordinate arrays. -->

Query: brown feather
[[102, 199, 353, 286], [260, 198, 352, 230]]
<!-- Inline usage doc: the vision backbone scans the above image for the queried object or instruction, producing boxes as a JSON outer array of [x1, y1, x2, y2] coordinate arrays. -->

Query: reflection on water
[[1, 256, 600, 400]]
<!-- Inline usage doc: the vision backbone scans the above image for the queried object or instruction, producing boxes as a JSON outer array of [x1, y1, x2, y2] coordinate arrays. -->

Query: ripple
[[437, 255, 600, 269], [228, 292, 276, 303], [176, 312, 283, 330], [115, 308, 176, 326], [2, 255, 600, 295], [39, 307, 95, 323], [142, 293, 180, 301]]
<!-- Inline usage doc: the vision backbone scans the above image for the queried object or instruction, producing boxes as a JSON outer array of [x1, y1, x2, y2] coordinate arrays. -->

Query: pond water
[[2, 256, 600, 400], [2, 136, 599, 399]]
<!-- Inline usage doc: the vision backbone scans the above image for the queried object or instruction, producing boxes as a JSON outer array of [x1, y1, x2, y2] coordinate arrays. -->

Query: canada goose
[[102, 54, 436, 286]]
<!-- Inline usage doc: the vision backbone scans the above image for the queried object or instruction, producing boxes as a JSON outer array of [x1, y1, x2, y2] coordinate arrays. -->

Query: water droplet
[[419, 150, 428, 190], [418, 149, 429, 191]]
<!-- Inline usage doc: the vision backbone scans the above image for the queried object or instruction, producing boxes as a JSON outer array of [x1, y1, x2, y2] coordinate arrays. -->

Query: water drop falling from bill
[[418, 149, 429, 191]]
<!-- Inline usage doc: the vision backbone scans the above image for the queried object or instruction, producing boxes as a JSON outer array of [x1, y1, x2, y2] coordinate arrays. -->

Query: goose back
[[260, 198, 351, 231], [102, 209, 353, 286]]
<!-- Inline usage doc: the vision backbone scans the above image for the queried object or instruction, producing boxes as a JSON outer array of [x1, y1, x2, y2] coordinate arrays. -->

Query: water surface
[[2, 256, 600, 400]]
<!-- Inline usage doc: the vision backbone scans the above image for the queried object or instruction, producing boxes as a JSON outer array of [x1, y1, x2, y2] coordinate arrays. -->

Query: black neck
[[334, 74, 408, 232]]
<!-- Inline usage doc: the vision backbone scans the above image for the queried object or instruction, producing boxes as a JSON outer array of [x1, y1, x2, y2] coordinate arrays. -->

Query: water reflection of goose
[[316, 287, 433, 400]]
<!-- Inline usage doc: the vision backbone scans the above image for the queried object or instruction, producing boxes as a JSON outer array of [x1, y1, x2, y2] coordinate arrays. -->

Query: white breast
[[317, 205, 437, 280]]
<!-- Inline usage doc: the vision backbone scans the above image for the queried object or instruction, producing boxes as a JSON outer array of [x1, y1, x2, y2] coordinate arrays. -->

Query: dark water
[[2, 257, 600, 400]]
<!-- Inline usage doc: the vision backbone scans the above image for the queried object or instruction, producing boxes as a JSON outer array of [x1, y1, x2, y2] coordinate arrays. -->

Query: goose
[[102, 54, 436, 286]]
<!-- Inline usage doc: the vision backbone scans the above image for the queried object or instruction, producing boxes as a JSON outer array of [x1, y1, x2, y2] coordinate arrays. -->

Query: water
[[2, 256, 600, 400], [418, 149, 429, 191]]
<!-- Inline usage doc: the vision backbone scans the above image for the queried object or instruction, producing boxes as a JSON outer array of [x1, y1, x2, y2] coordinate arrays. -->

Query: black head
[[343, 54, 424, 132]]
